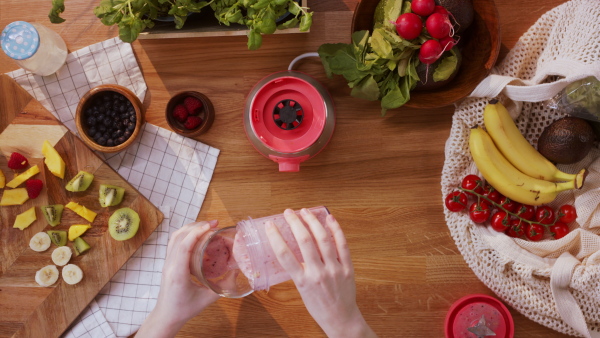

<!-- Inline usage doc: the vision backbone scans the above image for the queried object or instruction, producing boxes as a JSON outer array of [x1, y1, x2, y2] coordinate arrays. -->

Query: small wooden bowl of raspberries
[[166, 91, 215, 138]]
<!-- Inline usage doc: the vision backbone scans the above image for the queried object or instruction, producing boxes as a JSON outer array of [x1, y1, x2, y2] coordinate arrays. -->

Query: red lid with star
[[445, 294, 514, 338]]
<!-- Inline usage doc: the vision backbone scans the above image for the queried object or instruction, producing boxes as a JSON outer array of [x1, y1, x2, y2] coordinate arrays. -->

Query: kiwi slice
[[109, 207, 140, 241], [47, 230, 67, 246], [41, 204, 64, 226], [99, 184, 125, 207], [65, 171, 94, 192], [73, 237, 91, 256]]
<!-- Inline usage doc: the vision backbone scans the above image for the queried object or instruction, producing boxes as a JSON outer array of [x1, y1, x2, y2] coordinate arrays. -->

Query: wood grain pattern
[[0, 75, 163, 338], [0, 0, 572, 337]]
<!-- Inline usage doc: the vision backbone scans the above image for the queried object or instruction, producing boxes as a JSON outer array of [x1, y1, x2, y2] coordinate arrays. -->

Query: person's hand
[[137, 221, 221, 338], [266, 209, 377, 338]]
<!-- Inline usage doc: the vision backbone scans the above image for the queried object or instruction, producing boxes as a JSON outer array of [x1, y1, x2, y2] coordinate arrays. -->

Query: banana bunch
[[469, 100, 587, 206]]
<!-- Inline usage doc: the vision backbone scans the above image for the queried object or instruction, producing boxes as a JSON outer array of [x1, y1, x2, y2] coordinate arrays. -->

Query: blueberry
[[98, 106, 106, 113], [94, 131, 102, 139], [127, 101, 133, 109], [123, 119, 130, 127], [119, 104, 126, 113], [107, 139, 115, 147], [129, 115, 136, 122], [127, 122, 135, 131], [104, 118, 112, 126], [115, 129, 123, 137], [124, 130, 132, 138], [86, 116, 97, 126], [99, 124, 106, 132], [117, 136, 126, 144], [98, 137, 107, 146], [88, 127, 97, 135]]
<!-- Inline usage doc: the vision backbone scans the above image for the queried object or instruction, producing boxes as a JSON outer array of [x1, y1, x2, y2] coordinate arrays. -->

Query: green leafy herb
[[49, 0, 66, 23]]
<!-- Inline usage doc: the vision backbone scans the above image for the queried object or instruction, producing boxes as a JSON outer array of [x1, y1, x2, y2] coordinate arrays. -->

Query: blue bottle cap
[[1, 21, 40, 60]]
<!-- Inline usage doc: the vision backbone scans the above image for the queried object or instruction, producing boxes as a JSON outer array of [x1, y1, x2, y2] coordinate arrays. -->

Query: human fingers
[[265, 220, 304, 279], [300, 208, 338, 266], [174, 223, 214, 275], [283, 209, 323, 267], [326, 214, 353, 272], [166, 221, 218, 259]]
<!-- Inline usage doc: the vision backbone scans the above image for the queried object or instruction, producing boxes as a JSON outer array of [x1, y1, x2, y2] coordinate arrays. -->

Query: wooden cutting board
[[0, 75, 164, 337]]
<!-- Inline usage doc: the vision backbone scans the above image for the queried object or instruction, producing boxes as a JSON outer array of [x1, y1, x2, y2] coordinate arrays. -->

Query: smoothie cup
[[190, 206, 330, 298]]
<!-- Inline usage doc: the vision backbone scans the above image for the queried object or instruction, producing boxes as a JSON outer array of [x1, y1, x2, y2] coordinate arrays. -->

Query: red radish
[[433, 5, 450, 16], [440, 36, 457, 52], [426, 13, 452, 39], [411, 0, 435, 17], [395, 13, 423, 40], [419, 39, 442, 64]]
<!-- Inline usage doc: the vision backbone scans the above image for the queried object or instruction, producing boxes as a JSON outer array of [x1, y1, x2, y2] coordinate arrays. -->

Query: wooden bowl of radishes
[[352, 0, 500, 109]]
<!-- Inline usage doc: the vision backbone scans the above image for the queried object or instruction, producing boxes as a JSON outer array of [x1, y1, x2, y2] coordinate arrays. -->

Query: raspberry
[[8, 152, 28, 170], [172, 104, 189, 123], [184, 97, 203, 115], [184, 116, 203, 130], [26, 179, 43, 199]]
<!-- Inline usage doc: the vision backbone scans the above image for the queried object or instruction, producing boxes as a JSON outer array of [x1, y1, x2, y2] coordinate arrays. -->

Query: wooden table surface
[[0, 0, 570, 337]]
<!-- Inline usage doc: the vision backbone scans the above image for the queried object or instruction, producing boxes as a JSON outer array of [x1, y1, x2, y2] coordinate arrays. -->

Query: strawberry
[[26, 179, 43, 199], [184, 97, 203, 115], [184, 116, 203, 130], [172, 104, 189, 123], [8, 152, 29, 170]]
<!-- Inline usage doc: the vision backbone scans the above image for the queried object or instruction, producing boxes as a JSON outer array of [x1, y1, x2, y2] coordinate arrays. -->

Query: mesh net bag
[[441, 0, 600, 336]]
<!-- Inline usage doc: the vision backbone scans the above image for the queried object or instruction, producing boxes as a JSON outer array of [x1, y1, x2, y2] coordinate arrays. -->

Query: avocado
[[537, 117, 595, 164], [435, 0, 474, 34], [414, 48, 462, 91]]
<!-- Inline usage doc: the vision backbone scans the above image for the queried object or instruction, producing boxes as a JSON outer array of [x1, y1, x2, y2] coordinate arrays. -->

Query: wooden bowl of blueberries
[[76, 85, 143, 153]]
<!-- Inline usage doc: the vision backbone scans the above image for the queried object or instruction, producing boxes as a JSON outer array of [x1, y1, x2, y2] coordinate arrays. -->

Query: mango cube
[[0, 169, 5, 188], [68, 224, 92, 241], [13, 207, 37, 230], [42, 140, 65, 179], [0, 188, 29, 205], [65, 201, 97, 223], [6, 165, 39, 188]]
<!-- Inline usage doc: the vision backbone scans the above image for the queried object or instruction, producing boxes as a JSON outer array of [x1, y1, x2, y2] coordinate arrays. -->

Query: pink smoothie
[[232, 207, 330, 290]]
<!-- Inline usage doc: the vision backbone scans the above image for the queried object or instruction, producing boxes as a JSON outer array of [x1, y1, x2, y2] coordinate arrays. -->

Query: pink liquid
[[232, 207, 330, 290]]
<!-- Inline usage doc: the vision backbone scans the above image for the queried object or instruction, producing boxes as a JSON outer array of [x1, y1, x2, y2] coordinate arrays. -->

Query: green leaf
[[318, 43, 347, 78], [351, 75, 380, 101], [252, 0, 270, 9], [277, 18, 299, 30], [261, 18, 276, 34], [433, 49, 458, 82], [49, 0, 66, 23], [274, 0, 287, 5], [401, 1, 411, 14], [247, 30, 262, 50], [288, 1, 300, 15], [370, 29, 393, 59], [118, 16, 145, 43], [299, 12, 312, 32], [381, 76, 411, 113]]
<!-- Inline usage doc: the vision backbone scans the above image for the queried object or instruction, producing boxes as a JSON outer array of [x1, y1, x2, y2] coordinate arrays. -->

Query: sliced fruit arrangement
[[68, 224, 92, 241], [6, 165, 40, 188], [13, 206, 36, 230], [65, 170, 94, 192], [62, 264, 83, 285], [42, 140, 65, 179], [109, 207, 140, 241], [73, 237, 91, 256], [65, 201, 97, 223], [35, 265, 59, 287], [51, 246, 72, 266], [99, 184, 125, 207], [445, 174, 577, 241], [30, 232, 51, 252], [41, 204, 64, 226], [470, 100, 587, 206], [47, 230, 68, 246], [1, 188, 29, 206]]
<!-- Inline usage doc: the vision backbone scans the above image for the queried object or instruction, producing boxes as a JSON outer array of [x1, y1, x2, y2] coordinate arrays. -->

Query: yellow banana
[[483, 99, 586, 187], [469, 127, 578, 206]]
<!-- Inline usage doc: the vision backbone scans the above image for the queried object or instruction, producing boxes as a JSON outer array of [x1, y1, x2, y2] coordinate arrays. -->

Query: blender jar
[[1, 21, 67, 76], [190, 206, 330, 298]]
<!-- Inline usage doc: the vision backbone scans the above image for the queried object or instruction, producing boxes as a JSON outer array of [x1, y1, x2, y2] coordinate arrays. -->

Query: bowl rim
[[165, 91, 215, 137], [75, 84, 144, 153]]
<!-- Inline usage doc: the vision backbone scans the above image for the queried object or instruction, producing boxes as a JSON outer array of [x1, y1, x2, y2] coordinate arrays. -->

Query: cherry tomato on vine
[[506, 219, 526, 238], [469, 200, 491, 223], [550, 222, 570, 239], [516, 204, 536, 221], [499, 196, 519, 213], [557, 205, 577, 223], [536, 206, 555, 225], [483, 185, 503, 204], [445, 191, 468, 212], [525, 223, 545, 241], [490, 211, 510, 232], [461, 175, 484, 197]]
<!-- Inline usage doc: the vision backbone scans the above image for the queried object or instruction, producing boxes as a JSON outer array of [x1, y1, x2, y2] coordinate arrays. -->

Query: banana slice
[[62, 264, 83, 285], [30, 232, 51, 252], [35, 265, 59, 287], [51, 247, 72, 266]]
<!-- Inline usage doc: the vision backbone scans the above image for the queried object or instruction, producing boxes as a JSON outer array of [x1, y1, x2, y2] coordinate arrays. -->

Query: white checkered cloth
[[6, 37, 220, 338]]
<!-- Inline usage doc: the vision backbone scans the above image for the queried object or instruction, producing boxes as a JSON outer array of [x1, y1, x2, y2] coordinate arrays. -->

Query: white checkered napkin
[[6, 37, 147, 168], [63, 123, 220, 338]]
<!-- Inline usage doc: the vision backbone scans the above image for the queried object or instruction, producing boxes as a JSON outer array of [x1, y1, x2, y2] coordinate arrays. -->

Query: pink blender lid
[[445, 294, 514, 338], [248, 74, 327, 153]]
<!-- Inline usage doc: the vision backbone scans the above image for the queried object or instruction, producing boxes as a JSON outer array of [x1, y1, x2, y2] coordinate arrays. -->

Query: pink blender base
[[445, 294, 514, 338]]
